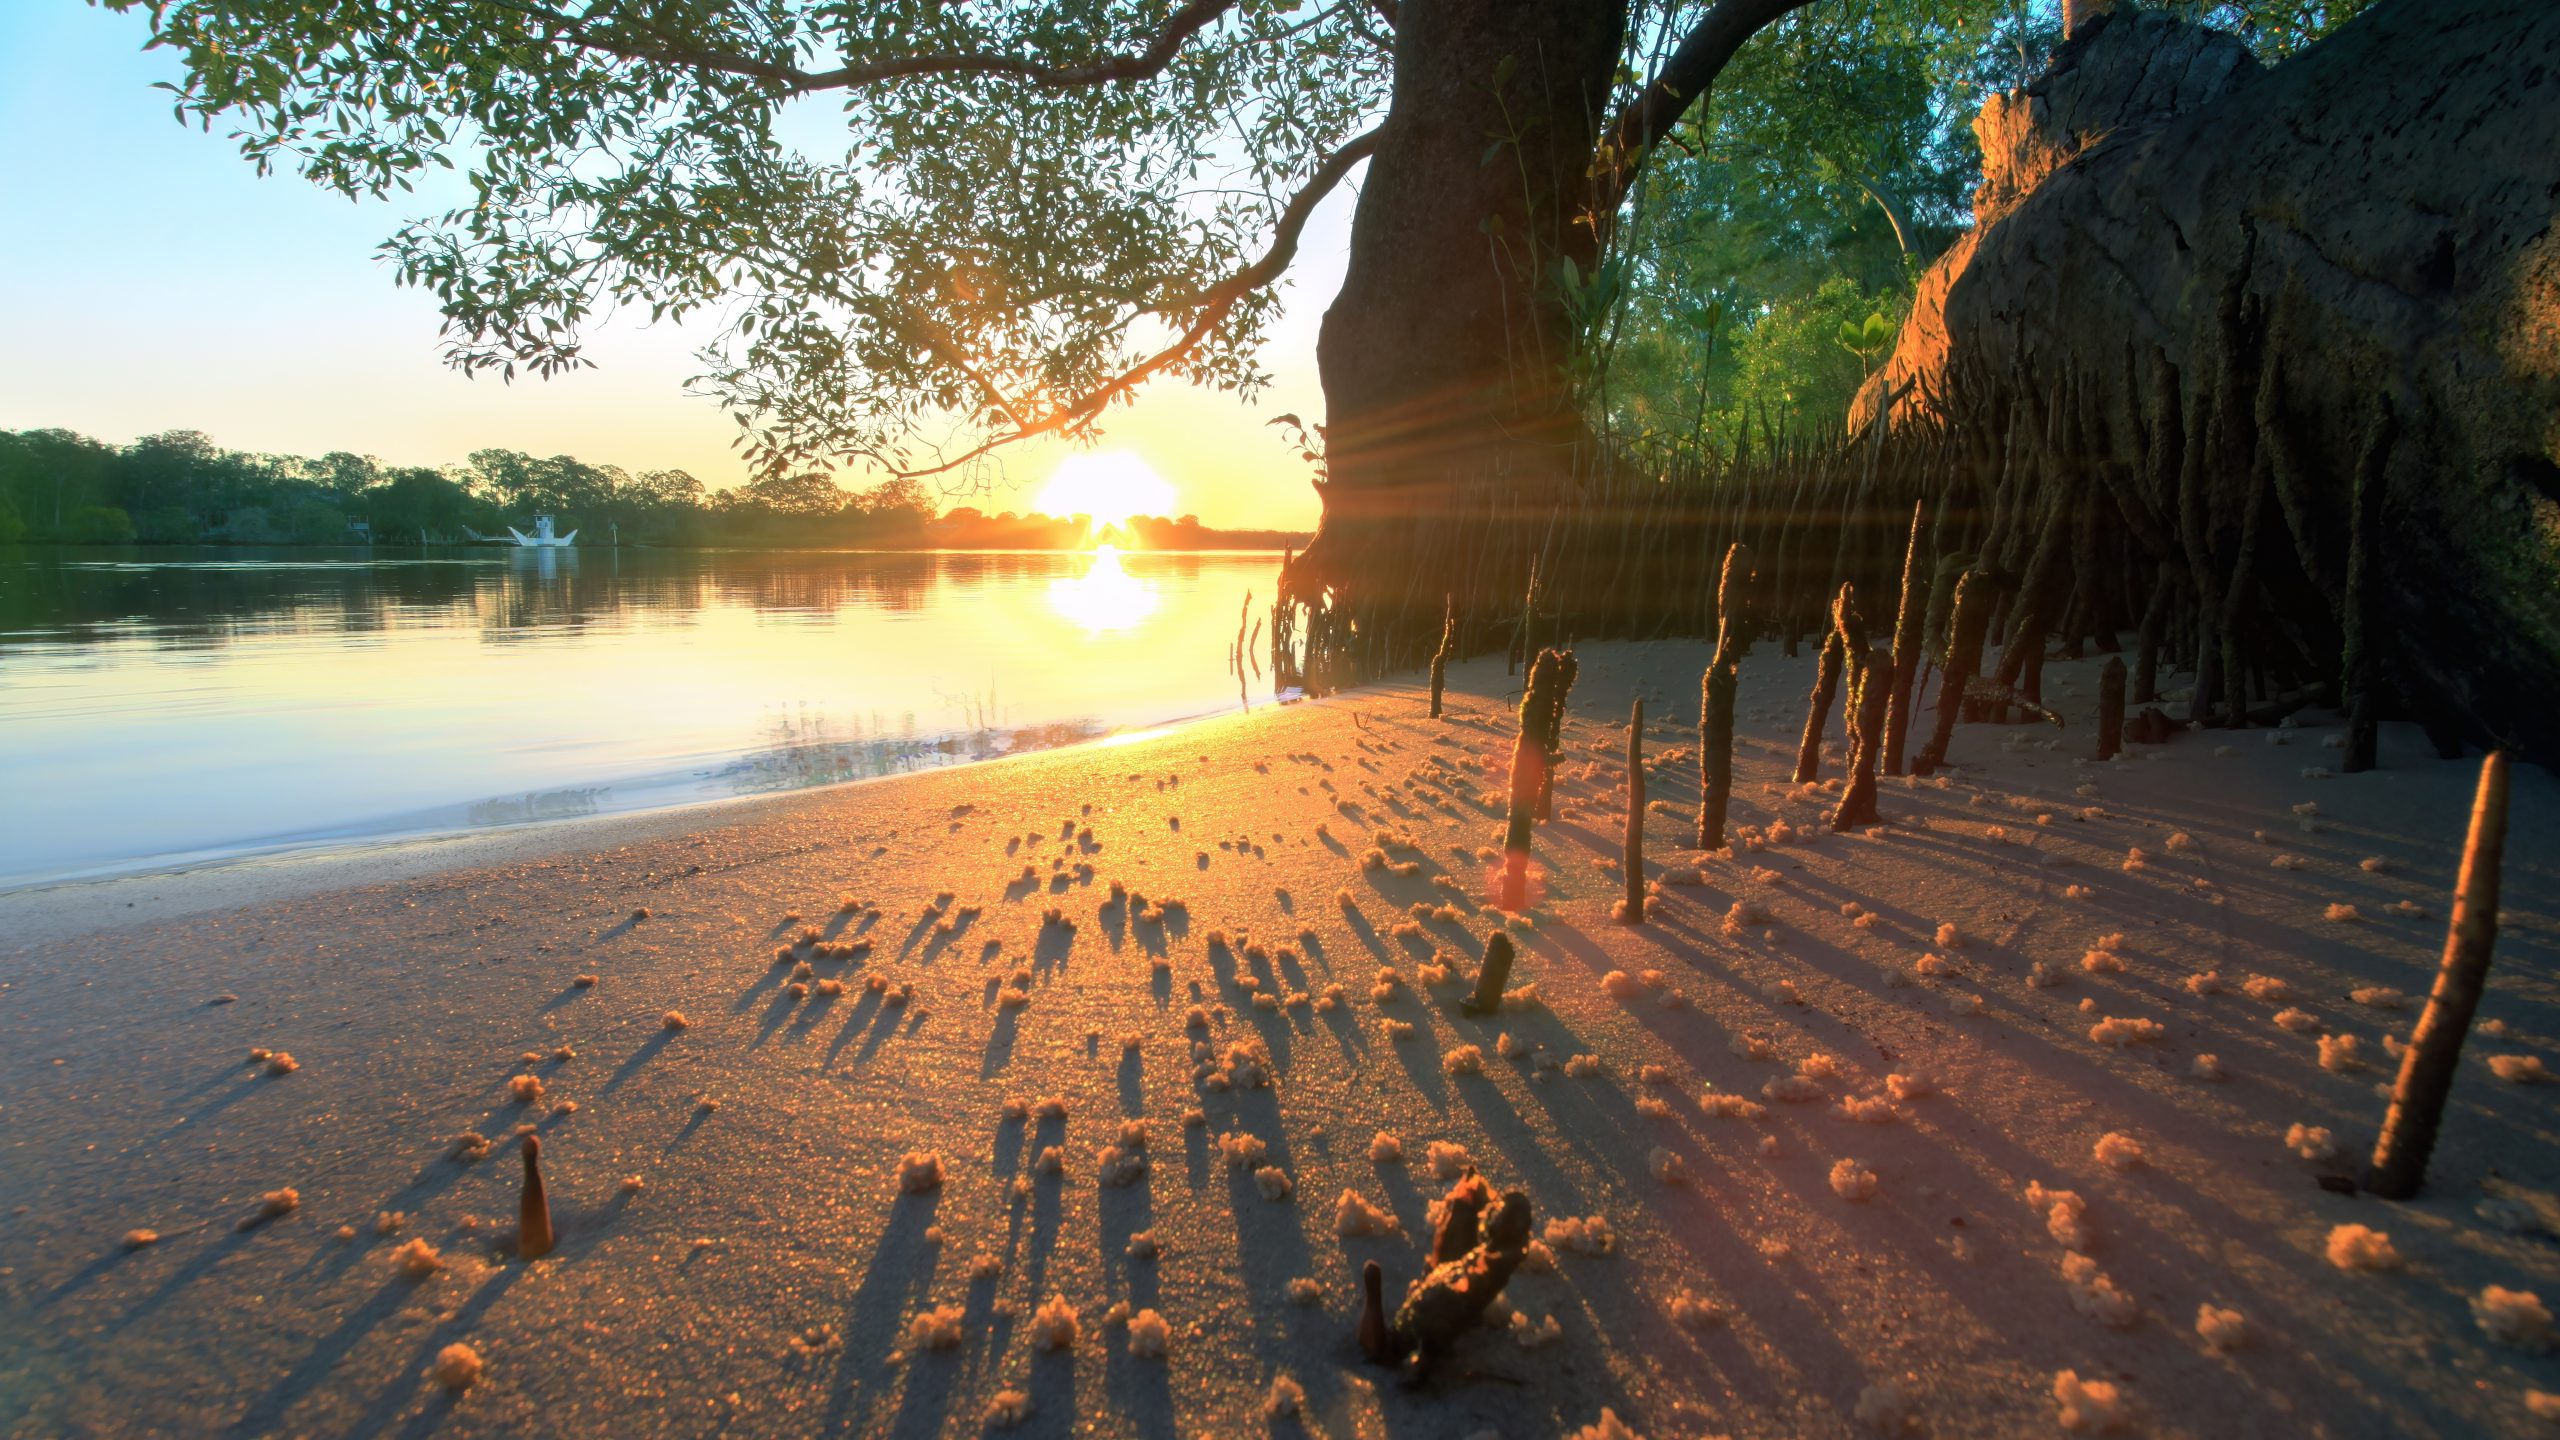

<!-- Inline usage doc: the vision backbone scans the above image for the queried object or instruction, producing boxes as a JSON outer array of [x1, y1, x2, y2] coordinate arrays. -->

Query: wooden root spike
[[519, 1133, 555, 1261], [1620, 697, 1646, 923], [1466, 933, 1517, 1016], [1915, 569, 1997, 776], [2367, 752, 2511, 1199], [2095, 655, 2126, 761]]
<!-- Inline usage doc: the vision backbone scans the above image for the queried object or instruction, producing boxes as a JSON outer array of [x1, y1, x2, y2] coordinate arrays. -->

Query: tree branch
[[884, 124, 1384, 479], [1593, 0, 1818, 215], [495, 0, 1245, 96]]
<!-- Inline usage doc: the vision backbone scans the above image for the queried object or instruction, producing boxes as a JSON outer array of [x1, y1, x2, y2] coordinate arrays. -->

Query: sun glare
[[1047, 546, 1159, 633], [1035, 451, 1178, 533]]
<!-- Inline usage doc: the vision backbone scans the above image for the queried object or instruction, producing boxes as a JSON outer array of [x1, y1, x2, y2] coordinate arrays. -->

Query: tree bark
[[1297, 0, 1628, 617], [1860, 0, 2560, 761]]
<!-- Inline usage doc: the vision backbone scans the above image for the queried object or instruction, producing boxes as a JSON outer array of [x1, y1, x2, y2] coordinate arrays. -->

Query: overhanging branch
[[1594, 0, 1817, 216], [487, 0, 1244, 96], [883, 124, 1385, 480]]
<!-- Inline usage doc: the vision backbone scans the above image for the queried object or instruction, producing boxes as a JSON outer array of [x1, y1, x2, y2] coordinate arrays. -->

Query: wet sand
[[4, 643, 2557, 1438]]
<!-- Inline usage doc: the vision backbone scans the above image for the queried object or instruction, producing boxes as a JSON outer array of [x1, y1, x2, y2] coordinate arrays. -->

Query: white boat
[[506, 514, 578, 547]]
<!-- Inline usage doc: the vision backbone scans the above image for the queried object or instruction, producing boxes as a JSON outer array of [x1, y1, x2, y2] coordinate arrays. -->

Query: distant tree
[[0, 495, 25, 545], [118, 430, 221, 529], [739, 472, 850, 518], [465, 449, 539, 510], [135, 505, 200, 543], [524, 454, 618, 517], [284, 499, 348, 545], [313, 450, 381, 496], [858, 475, 936, 521], [637, 468, 711, 507], [222, 505, 286, 543], [631, 469, 707, 510], [0, 429, 117, 533], [63, 505, 137, 545], [367, 466, 475, 542]]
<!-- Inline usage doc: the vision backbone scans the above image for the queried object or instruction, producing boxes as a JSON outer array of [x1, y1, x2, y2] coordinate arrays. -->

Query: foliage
[[0, 423, 1297, 550], [1593, 0, 2378, 463], [108, 0, 1395, 480], [0, 424, 704, 546], [1597, 0, 2033, 457], [2157, 0, 2380, 57], [101, 0, 2387, 496], [63, 506, 138, 545], [1741, 277, 1912, 418]]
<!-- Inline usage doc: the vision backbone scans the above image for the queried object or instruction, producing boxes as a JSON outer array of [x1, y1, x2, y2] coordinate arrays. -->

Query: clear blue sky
[[0, 5, 1344, 529]]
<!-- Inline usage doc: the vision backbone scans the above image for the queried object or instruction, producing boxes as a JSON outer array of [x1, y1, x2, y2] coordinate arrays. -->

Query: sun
[[1034, 451, 1178, 533]]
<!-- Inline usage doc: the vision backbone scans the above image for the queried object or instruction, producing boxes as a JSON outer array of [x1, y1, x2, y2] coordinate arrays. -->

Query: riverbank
[[4, 643, 2556, 1438], [0, 544, 1278, 890]]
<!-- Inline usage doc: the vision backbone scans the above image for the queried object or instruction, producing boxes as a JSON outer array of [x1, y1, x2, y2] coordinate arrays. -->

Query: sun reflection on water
[[1047, 545, 1159, 632]]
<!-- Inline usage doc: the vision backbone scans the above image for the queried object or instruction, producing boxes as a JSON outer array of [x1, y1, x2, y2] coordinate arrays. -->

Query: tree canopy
[[105, 0, 2380, 501], [0, 422, 1309, 550], [115, 0, 1395, 482]]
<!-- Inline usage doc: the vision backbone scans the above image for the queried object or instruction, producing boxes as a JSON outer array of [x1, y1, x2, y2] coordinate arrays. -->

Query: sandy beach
[[4, 642, 2556, 1439]]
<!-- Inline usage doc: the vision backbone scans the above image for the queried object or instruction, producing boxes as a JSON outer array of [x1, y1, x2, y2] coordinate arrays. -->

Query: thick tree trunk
[[1860, 0, 2560, 759], [1294, 0, 1627, 620]]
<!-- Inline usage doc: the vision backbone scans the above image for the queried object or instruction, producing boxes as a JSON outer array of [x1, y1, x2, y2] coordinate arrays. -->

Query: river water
[[0, 545, 1285, 887]]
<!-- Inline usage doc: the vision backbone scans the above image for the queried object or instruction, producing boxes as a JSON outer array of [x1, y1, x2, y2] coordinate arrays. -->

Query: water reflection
[[0, 544, 1283, 885], [1047, 546, 1158, 632], [467, 786, 609, 826], [712, 703, 1113, 795]]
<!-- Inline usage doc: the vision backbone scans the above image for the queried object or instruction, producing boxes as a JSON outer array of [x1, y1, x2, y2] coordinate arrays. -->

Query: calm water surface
[[0, 546, 1284, 886]]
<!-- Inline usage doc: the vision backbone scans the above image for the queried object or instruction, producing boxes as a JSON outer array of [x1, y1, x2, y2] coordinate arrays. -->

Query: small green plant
[[1836, 310, 1896, 373]]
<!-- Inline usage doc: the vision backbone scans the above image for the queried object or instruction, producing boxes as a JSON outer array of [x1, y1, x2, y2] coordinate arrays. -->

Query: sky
[[0, 6, 1347, 531]]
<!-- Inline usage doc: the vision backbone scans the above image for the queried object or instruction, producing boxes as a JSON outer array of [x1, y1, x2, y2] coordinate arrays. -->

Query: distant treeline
[[0, 427, 1306, 550]]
